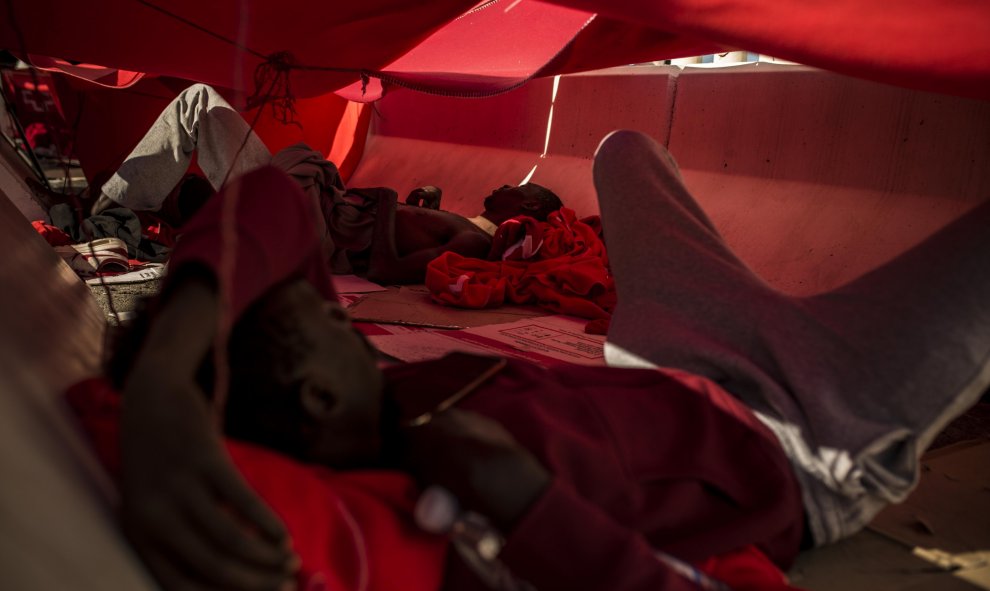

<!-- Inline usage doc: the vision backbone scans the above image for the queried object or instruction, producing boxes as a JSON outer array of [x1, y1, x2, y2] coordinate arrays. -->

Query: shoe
[[54, 237, 129, 276]]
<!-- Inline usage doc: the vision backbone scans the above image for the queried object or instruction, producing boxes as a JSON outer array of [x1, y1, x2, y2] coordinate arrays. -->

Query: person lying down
[[82, 83, 563, 285], [86, 163, 800, 591], [76, 130, 990, 591]]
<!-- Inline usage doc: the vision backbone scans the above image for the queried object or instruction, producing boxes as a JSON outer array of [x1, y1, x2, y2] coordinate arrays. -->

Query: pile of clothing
[[33, 204, 177, 279], [426, 208, 615, 334]]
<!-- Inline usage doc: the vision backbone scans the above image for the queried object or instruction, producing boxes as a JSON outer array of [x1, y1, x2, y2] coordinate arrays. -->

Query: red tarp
[[3, 0, 988, 101], [50, 73, 372, 184], [557, 0, 990, 101], [1, 0, 479, 98], [2, 0, 987, 181]]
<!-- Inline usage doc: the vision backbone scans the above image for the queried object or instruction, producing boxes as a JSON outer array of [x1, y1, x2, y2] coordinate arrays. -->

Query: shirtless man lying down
[[84, 83, 562, 284]]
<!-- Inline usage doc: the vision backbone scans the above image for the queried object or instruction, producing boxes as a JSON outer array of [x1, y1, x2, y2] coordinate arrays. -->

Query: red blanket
[[426, 208, 615, 333], [32, 220, 73, 246], [66, 378, 447, 591]]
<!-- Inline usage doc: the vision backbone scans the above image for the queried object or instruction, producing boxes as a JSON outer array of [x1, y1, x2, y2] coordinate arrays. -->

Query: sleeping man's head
[[482, 183, 563, 225], [224, 279, 385, 468]]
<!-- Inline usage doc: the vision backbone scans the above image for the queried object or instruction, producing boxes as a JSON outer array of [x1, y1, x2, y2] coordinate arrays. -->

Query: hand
[[121, 368, 298, 591], [405, 186, 442, 209], [90, 190, 118, 216], [401, 409, 551, 532]]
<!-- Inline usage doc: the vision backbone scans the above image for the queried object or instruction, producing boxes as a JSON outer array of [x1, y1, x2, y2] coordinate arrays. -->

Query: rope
[[132, 0, 267, 59], [3, 0, 126, 350], [246, 51, 301, 127], [208, 65, 282, 422]]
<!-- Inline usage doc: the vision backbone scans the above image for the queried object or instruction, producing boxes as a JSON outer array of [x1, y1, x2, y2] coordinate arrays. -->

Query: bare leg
[[594, 130, 990, 545], [97, 84, 272, 212]]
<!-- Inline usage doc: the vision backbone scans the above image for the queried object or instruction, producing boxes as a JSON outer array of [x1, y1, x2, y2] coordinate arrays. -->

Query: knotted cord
[[3, 0, 127, 343]]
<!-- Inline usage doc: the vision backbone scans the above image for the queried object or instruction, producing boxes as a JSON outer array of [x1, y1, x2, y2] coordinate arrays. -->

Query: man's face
[[275, 282, 385, 468], [483, 185, 541, 217]]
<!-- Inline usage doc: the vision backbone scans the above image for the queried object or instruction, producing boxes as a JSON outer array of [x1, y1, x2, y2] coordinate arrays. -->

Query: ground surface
[[88, 279, 162, 324]]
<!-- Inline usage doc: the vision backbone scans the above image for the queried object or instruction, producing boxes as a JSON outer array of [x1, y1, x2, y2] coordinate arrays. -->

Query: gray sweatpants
[[595, 130, 990, 546], [101, 84, 272, 211]]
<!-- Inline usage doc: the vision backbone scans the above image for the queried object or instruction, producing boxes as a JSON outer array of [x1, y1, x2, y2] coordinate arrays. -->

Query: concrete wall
[[350, 63, 990, 295], [671, 64, 990, 294], [349, 65, 678, 218]]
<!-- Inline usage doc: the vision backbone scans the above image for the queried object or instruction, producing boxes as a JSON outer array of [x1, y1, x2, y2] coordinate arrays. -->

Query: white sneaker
[[54, 237, 129, 276]]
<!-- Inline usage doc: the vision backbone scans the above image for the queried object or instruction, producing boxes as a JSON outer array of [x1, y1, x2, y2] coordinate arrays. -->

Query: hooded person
[[96, 164, 806, 591]]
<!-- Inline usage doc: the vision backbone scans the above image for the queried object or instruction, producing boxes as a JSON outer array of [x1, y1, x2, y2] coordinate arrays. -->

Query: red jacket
[[387, 356, 804, 590]]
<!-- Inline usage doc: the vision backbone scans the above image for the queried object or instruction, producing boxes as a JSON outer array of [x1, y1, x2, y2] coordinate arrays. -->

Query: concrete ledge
[[671, 63, 990, 293], [350, 66, 678, 217], [352, 63, 990, 294]]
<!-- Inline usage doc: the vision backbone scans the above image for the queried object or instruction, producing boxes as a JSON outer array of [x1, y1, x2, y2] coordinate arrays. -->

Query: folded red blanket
[[426, 208, 615, 333]]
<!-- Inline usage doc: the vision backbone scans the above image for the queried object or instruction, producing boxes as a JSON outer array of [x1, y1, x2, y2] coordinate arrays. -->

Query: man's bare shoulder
[[395, 204, 489, 237]]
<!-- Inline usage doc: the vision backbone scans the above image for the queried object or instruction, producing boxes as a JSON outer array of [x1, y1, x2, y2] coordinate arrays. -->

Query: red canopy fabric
[[3, 0, 988, 107], [50, 73, 372, 185], [0, 0, 990, 100], [29, 56, 145, 88], [340, 0, 990, 101], [335, 1, 598, 101], [554, 0, 990, 101], [1, 0, 478, 98]]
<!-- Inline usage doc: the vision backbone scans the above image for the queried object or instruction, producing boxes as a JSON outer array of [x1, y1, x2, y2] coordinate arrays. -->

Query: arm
[[120, 168, 323, 591], [403, 410, 703, 591], [405, 186, 442, 209], [121, 272, 299, 591], [366, 191, 489, 285]]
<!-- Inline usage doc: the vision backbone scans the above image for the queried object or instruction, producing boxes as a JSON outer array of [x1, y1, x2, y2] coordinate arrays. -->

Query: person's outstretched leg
[[594, 130, 990, 545], [804, 197, 990, 457], [595, 129, 785, 396], [96, 84, 272, 213]]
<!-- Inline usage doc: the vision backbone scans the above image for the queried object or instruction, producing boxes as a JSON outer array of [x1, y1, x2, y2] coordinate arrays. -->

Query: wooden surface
[[792, 440, 990, 591], [0, 181, 155, 589]]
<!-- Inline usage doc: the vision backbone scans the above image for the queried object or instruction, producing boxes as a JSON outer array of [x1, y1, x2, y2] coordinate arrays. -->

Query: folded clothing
[[426, 208, 615, 333], [49, 203, 172, 262]]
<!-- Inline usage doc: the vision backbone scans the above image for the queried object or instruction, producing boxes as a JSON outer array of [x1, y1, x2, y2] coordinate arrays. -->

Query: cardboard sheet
[[455, 315, 605, 365], [369, 314, 605, 367], [347, 286, 544, 329], [331, 274, 387, 294], [369, 332, 492, 363]]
